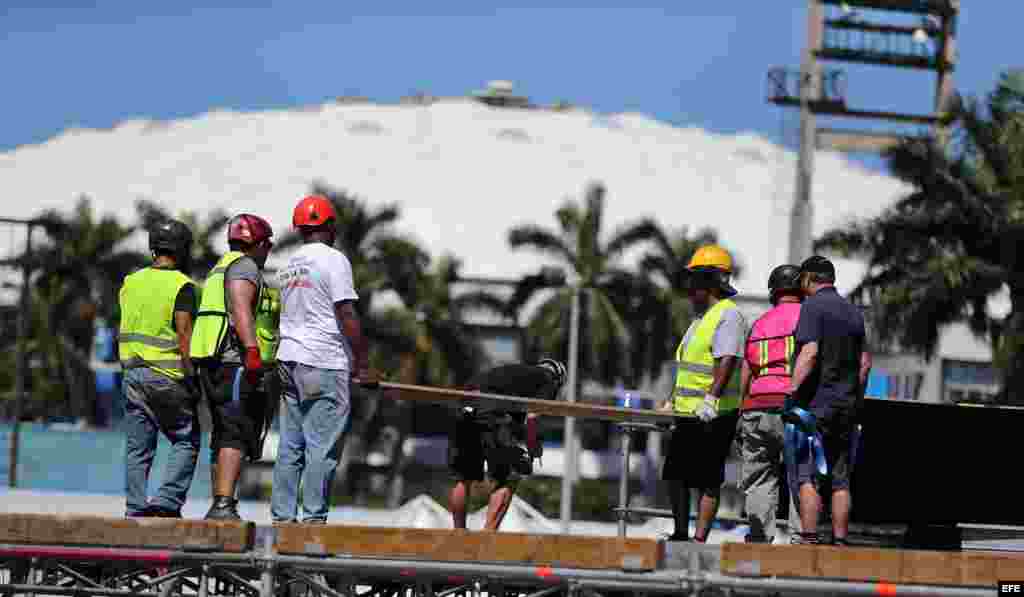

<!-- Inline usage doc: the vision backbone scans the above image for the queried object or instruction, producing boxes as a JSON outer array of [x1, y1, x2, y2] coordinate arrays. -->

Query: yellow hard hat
[[687, 245, 733, 273]]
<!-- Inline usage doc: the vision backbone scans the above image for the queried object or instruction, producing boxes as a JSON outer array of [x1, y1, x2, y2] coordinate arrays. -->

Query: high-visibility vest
[[255, 286, 281, 362], [743, 302, 801, 410], [190, 252, 280, 363], [673, 298, 741, 415], [118, 267, 194, 380]]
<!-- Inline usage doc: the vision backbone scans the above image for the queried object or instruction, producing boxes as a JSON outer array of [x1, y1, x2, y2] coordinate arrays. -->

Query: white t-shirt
[[276, 242, 359, 371]]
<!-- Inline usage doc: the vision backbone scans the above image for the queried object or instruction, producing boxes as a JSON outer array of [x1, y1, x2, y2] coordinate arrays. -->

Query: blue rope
[[232, 367, 243, 403], [783, 406, 828, 501]]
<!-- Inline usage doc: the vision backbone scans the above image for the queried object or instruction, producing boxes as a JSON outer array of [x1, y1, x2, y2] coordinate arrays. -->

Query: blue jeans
[[271, 361, 351, 523], [122, 367, 200, 515]]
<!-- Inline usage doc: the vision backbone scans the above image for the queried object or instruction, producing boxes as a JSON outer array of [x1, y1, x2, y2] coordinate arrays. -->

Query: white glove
[[695, 394, 719, 422]]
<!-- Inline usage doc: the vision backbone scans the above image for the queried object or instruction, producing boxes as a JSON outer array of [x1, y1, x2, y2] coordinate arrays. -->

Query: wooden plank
[[817, 129, 906, 153], [274, 524, 662, 571], [381, 382, 685, 424], [0, 513, 253, 553], [721, 542, 1024, 588]]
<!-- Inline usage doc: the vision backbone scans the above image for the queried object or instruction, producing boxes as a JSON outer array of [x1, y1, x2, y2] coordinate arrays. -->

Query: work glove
[[354, 365, 380, 389], [243, 346, 263, 387], [695, 393, 719, 423], [526, 416, 542, 459]]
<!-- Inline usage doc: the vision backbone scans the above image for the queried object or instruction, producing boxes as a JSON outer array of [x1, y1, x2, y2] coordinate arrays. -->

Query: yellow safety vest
[[673, 298, 741, 415], [118, 267, 194, 380], [190, 251, 280, 363]]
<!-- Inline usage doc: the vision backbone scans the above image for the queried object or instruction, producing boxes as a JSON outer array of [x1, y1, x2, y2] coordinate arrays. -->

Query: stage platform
[[0, 513, 1010, 596]]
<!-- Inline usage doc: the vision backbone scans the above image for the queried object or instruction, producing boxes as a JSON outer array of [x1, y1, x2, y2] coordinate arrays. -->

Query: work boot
[[143, 505, 182, 518], [205, 496, 241, 521]]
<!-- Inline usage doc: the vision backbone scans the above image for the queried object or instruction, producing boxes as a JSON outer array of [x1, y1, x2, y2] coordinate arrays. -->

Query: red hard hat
[[227, 214, 274, 245], [293, 195, 336, 229]]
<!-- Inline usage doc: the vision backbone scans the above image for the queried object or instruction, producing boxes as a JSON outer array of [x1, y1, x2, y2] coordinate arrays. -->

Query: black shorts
[[662, 410, 739, 490], [448, 412, 530, 485], [198, 361, 273, 461], [796, 407, 855, 491]]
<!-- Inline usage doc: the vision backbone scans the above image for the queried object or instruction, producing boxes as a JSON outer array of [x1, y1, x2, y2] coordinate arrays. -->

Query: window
[[942, 359, 1000, 404]]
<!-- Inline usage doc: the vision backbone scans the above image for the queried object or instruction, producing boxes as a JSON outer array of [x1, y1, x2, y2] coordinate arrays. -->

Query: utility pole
[[1, 217, 38, 489], [791, 0, 824, 265], [560, 283, 581, 534], [768, 0, 959, 262]]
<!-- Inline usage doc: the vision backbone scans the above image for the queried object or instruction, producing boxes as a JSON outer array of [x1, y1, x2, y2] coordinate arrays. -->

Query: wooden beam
[[0, 513, 253, 553], [380, 382, 684, 424], [721, 542, 1024, 588], [816, 128, 908, 152], [273, 524, 662, 571]]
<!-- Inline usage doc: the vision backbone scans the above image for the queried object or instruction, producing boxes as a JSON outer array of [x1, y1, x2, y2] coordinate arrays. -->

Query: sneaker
[[205, 496, 241, 521], [790, 532, 821, 545], [660, 531, 689, 542]]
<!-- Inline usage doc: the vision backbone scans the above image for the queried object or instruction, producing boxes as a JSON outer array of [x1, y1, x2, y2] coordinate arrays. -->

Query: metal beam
[[769, 97, 940, 124], [824, 19, 930, 35], [816, 47, 940, 70], [819, 0, 958, 17]]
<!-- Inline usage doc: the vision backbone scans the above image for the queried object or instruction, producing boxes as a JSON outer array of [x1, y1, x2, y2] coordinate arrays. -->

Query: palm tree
[[274, 181, 425, 319], [506, 182, 656, 388], [134, 199, 230, 279], [628, 224, 741, 386], [27, 197, 146, 422], [815, 70, 1024, 404], [388, 254, 508, 386]]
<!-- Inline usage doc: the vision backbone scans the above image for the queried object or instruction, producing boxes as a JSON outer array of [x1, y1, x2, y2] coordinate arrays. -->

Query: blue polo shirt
[[793, 286, 867, 416]]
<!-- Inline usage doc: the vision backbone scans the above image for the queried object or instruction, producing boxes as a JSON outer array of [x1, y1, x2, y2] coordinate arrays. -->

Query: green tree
[[816, 70, 1024, 404], [273, 182, 427, 349], [134, 199, 230, 279], [627, 224, 741, 385], [388, 254, 508, 386], [27, 197, 146, 421], [506, 182, 656, 387]]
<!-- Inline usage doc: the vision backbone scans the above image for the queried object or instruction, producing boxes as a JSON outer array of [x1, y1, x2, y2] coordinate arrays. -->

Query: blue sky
[[2, 1, 1020, 173]]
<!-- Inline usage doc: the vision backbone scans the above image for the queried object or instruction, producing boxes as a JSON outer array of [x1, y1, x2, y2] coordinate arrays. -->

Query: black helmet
[[768, 264, 802, 305], [537, 358, 567, 390], [149, 219, 193, 256]]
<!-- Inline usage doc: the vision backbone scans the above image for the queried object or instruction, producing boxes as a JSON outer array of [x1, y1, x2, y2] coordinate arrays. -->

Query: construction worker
[[446, 359, 566, 531], [190, 214, 279, 520], [788, 255, 871, 545], [659, 245, 746, 543], [270, 195, 376, 524], [119, 219, 199, 518], [738, 264, 804, 543]]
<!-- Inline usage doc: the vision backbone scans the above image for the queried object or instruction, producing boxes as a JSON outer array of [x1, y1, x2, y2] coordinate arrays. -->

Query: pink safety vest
[[743, 302, 801, 410]]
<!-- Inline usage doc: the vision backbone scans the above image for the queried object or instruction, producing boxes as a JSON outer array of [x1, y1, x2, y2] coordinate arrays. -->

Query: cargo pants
[[739, 409, 801, 543]]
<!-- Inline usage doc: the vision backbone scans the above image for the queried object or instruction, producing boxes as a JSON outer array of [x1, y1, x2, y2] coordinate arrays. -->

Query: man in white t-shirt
[[271, 194, 378, 523]]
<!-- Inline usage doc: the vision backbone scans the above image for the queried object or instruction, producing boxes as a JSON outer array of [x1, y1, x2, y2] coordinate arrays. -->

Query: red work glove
[[243, 346, 263, 386], [526, 416, 542, 459]]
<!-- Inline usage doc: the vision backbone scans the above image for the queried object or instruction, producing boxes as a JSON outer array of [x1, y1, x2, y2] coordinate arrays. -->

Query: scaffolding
[[0, 540, 998, 597], [764, 0, 960, 263]]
